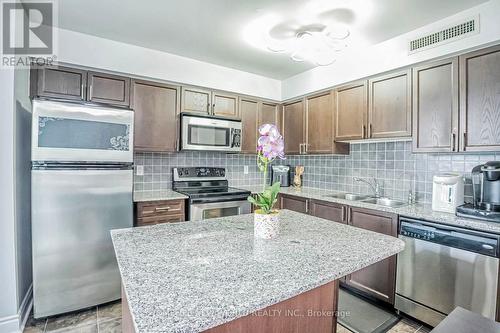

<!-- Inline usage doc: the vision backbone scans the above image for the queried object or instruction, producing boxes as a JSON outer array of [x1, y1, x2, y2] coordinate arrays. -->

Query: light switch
[[244, 165, 249, 175], [136, 165, 144, 176]]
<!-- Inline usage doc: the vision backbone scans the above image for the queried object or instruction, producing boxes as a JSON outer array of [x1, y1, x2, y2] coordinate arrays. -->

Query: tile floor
[[23, 301, 121, 333], [24, 300, 429, 333]]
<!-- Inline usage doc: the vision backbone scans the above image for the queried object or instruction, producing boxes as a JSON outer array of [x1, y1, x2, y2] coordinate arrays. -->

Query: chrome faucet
[[354, 177, 382, 198]]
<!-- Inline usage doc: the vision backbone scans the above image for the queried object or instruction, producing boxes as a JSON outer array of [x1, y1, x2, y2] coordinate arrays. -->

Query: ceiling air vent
[[409, 15, 479, 54]]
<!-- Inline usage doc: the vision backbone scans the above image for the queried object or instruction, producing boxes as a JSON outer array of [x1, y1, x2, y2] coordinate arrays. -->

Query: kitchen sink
[[325, 193, 371, 201], [360, 197, 408, 208]]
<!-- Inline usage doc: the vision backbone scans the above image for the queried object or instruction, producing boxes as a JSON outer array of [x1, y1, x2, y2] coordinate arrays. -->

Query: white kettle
[[432, 173, 464, 213]]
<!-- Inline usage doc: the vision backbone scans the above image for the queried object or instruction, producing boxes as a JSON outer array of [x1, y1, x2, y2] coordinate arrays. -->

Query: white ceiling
[[56, 0, 488, 79]]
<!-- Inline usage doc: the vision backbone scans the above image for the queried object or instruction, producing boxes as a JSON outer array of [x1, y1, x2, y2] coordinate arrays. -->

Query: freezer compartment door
[[32, 100, 134, 163], [32, 169, 133, 318]]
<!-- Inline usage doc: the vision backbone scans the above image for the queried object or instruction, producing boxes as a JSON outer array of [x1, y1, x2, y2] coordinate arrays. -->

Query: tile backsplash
[[133, 151, 262, 192], [134, 141, 500, 205]]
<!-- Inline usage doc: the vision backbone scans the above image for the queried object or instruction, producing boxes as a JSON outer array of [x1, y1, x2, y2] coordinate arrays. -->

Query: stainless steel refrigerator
[[31, 99, 134, 318]]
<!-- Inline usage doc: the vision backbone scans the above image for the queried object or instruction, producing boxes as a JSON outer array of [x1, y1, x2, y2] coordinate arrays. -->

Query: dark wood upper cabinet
[[283, 100, 306, 154], [334, 81, 368, 141], [239, 98, 259, 154], [181, 87, 211, 114], [87, 72, 130, 107], [306, 92, 334, 154], [33, 65, 86, 101], [212, 92, 239, 118], [131, 80, 180, 152], [306, 91, 349, 155], [280, 194, 308, 214], [259, 102, 280, 129], [309, 200, 347, 224], [368, 70, 412, 138], [345, 207, 398, 304], [412, 58, 459, 153], [460, 45, 500, 152]]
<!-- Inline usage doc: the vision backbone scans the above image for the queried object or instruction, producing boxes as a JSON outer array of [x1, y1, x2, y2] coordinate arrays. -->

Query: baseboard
[[0, 285, 33, 333], [18, 285, 33, 333], [0, 314, 20, 333]]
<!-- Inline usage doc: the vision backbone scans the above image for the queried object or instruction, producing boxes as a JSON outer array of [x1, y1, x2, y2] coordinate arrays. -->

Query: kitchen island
[[111, 210, 404, 333]]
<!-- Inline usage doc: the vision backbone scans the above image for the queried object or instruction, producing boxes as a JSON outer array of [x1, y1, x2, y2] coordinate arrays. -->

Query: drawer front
[[137, 200, 185, 218], [137, 215, 184, 227]]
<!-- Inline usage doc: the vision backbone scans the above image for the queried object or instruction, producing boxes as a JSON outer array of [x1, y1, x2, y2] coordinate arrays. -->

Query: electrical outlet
[[244, 165, 249, 175], [136, 165, 144, 176]]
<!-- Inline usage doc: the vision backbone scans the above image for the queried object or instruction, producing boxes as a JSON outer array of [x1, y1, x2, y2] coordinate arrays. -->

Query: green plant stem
[[262, 160, 268, 192]]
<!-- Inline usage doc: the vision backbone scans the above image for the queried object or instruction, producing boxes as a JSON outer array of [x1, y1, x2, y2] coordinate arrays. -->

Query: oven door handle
[[190, 194, 250, 204]]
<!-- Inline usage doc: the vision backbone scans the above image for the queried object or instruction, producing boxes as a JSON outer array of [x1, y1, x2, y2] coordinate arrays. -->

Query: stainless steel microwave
[[180, 113, 242, 152]]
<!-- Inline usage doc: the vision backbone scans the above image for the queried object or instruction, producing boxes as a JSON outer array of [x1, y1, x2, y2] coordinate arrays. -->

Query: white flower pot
[[254, 210, 280, 239]]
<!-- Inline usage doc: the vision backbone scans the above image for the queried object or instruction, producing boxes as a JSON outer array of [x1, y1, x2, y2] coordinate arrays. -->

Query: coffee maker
[[456, 161, 500, 222], [271, 165, 291, 187]]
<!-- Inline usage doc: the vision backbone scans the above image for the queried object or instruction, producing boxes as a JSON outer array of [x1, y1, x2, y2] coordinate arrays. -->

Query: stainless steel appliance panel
[[190, 200, 251, 221], [396, 219, 499, 326], [181, 114, 241, 152], [32, 168, 133, 317], [32, 100, 134, 163]]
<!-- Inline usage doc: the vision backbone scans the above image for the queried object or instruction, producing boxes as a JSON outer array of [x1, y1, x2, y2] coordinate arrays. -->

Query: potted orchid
[[248, 124, 285, 239]]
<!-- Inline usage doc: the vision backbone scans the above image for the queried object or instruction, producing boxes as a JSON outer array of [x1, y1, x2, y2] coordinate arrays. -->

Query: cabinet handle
[[341, 206, 346, 222], [369, 124, 372, 138], [305, 200, 309, 214], [362, 125, 366, 139], [81, 81, 85, 100], [463, 132, 467, 151], [451, 132, 456, 152], [299, 143, 303, 154], [304, 143, 309, 154], [207, 103, 210, 113], [155, 206, 182, 212], [212, 103, 215, 114]]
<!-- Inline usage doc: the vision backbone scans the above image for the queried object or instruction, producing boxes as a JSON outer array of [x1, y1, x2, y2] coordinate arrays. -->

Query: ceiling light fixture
[[266, 25, 350, 66]]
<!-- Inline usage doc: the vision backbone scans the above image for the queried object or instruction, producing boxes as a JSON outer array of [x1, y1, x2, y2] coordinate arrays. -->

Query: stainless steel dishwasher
[[395, 217, 500, 327]]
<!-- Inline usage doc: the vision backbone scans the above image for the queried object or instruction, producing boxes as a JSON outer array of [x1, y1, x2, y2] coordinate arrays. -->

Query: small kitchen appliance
[[456, 162, 500, 222], [271, 165, 291, 187], [180, 113, 242, 152], [172, 167, 251, 220], [432, 173, 464, 213]]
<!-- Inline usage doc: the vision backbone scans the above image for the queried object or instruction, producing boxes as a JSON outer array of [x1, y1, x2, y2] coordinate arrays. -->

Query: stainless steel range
[[172, 167, 251, 221]]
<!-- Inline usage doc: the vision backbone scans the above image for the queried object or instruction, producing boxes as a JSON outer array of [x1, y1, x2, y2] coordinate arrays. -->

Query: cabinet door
[[181, 87, 211, 114], [239, 98, 259, 154], [346, 207, 397, 304], [309, 200, 346, 224], [306, 92, 334, 154], [259, 102, 280, 128], [413, 58, 459, 152], [34, 65, 86, 101], [460, 45, 500, 152], [335, 81, 367, 141], [131, 80, 180, 152], [368, 70, 412, 138], [283, 100, 305, 154], [280, 194, 308, 214], [88, 72, 130, 106], [212, 92, 239, 118]]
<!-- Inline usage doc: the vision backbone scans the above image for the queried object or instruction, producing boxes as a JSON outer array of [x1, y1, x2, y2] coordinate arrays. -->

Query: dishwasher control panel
[[400, 218, 500, 258]]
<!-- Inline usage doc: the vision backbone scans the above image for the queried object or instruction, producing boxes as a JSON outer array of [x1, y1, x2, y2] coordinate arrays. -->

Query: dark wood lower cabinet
[[345, 207, 398, 304], [280, 194, 308, 214], [135, 199, 185, 227], [309, 200, 347, 224]]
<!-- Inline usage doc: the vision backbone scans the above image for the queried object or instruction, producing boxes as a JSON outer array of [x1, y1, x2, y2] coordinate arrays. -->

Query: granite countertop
[[133, 189, 188, 202], [111, 210, 404, 333], [241, 186, 500, 234]]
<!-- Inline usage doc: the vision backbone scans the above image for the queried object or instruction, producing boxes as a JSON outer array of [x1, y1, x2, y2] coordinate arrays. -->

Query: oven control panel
[[174, 167, 225, 179]]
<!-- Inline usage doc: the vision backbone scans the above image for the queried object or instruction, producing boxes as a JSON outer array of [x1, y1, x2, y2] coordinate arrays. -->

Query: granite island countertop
[[242, 186, 500, 234], [111, 210, 404, 333]]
